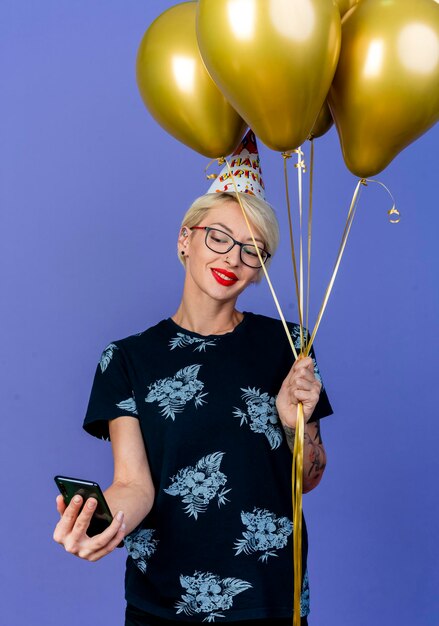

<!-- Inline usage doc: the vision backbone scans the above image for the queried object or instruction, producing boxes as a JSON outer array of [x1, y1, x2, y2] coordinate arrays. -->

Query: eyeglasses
[[190, 226, 271, 268]]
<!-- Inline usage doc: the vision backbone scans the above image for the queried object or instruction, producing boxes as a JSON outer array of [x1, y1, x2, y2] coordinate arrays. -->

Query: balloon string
[[364, 179, 400, 223], [293, 147, 306, 626], [225, 160, 298, 361], [305, 178, 366, 356], [306, 140, 315, 344], [223, 159, 397, 626], [283, 149, 306, 626], [295, 148, 305, 354], [282, 153, 304, 351], [304, 175, 398, 357], [292, 402, 304, 626]]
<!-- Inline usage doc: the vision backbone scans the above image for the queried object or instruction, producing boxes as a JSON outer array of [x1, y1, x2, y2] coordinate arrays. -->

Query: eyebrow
[[209, 222, 265, 246]]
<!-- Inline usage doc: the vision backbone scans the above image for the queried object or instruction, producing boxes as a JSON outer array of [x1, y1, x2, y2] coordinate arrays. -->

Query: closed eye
[[208, 229, 231, 245], [243, 246, 260, 258], [211, 234, 229, 244]]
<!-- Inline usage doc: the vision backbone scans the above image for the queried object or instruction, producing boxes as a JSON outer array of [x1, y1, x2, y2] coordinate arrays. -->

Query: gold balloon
[[329, 0, 439, 177], [197, 0, 341, 152], [136, 2, 246, 158], [333, 0, 359, 19], [309, 100, 334, 139]]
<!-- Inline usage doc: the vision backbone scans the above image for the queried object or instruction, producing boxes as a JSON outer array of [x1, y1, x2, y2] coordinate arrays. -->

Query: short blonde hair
[[178, 192, 279, 277]]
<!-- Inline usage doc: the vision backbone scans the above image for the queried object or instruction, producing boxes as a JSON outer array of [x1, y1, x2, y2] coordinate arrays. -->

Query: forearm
[[281, 420, 327, 493], [104, 480, 154, 535]]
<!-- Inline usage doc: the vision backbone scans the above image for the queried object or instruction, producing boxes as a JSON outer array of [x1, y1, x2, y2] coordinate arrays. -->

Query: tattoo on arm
[[283, 425, 296, 453], [281, 420, 326, 485], [312, 420, 323, 444], [304, 421, 326, 478]]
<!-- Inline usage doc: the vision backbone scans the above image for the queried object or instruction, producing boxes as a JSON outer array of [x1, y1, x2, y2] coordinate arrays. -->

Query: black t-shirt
[[84, 313, 333, 622]]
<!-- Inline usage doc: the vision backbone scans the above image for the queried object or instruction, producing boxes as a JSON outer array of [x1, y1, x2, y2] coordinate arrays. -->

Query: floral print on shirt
[[290, 326, 309, 351], [233, 507, 293, 563], [175, 570, 252, 622], [300, 569, 310, 617], [145, 364, 208, 420], [169, 333, 217, 352], [99, 343, 118, 373], [116, 396, 138, 415], [164, 452, 231, 519], [124, 528, 159, 574], [233, 387, 283, 450]]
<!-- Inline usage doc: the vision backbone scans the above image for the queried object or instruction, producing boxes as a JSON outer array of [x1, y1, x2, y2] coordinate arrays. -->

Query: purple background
[[1, 1, 438, 624]]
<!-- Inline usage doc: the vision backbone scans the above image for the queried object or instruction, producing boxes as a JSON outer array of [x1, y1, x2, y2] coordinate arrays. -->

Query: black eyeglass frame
[[190, 226, 271, 268]]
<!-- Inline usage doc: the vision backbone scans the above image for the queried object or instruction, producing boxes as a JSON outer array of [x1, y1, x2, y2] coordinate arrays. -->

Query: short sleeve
[[83, 342, 138, 441], [307, 343, 333, 422]]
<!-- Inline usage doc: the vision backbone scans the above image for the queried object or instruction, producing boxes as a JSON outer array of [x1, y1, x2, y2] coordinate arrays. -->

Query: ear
[[178, 226, 190, 257]]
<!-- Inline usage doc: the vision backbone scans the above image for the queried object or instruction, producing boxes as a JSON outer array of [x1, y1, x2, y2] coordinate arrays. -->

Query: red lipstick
[[211, 267, 238, 286]]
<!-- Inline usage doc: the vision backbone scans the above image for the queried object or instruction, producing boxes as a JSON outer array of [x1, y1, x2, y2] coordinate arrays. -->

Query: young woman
[[53, 190, 332, 625]]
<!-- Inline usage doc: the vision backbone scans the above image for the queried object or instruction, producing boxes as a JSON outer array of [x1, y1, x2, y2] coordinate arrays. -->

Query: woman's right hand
[[53, 494, 126, 562]]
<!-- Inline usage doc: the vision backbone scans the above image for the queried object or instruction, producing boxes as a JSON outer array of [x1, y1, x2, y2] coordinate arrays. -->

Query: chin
[[205, 282, 246, 302]]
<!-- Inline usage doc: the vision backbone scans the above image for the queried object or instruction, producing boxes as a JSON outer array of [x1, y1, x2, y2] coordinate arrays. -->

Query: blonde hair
[[178, 192, 279, 278]]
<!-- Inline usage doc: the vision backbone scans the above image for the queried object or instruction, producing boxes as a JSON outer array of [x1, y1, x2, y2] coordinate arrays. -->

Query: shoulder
[[115, 319, 169, 345], [100, 319, 170, 359]]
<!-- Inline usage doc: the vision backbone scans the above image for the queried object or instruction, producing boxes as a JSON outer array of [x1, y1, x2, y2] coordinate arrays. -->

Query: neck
[[172, 295, 243, 336]]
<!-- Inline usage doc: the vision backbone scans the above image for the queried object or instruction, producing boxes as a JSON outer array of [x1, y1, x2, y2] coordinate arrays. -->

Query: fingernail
[[87, 498, 97, 509], [121, 523, 126, 531], [116, 511, 124, 521], [73, 495, 81, 503]]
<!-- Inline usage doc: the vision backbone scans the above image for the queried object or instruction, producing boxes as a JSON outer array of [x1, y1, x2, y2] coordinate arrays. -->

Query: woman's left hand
[[276, 356, 322, 428]]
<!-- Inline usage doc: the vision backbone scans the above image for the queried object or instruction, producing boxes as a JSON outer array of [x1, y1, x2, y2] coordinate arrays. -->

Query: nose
[[225, 242, 241, 267]]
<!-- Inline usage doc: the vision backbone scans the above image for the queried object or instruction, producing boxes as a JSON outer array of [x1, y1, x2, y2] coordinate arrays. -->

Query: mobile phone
[[54, 475, 114, 537]]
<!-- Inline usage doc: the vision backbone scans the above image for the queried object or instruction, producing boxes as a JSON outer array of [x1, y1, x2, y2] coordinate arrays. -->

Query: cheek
[[187, 243, 211, 266], [253, 271, 262, 284], [246, 268, 260, 283], [239, 271, 258, 289]]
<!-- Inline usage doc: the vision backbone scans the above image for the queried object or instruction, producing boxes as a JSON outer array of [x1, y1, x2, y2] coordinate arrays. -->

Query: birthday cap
[[207, 130, 266, 199]]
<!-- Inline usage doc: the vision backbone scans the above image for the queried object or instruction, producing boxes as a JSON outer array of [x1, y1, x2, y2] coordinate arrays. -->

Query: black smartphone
[[54, 475, 113, 537]]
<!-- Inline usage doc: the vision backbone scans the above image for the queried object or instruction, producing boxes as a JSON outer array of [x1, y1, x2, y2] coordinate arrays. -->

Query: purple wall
[[1, 1, 438, 625]]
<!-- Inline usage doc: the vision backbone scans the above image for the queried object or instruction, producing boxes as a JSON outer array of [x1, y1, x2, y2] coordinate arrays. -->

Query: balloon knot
[[388, 206, 400, 224], [205, 156, 226, 180], [295, 160, 306, 173]]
